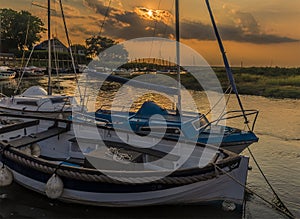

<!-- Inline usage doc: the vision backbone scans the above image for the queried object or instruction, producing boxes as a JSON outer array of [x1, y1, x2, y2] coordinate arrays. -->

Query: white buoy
[[222, 200, 236, 211], [21, 146, 32, 156], [0, 193, 8, 199], [45, 174, 64, 199], [30, 143, 41, 157], [0, 165, 13, 187]]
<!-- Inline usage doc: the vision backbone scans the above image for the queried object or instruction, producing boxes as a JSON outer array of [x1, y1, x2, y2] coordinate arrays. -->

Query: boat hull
[[0, 106, 72, 119], [3, 153, 249, 207], [0, 72, 16, 80], [221, 141, 253, 154]]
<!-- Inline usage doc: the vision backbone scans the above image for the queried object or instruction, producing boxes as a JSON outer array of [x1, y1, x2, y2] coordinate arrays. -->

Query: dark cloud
[[84, 0, 118, 16], [69, 25, 96, 37], [52, 13, 86, 19], [105, 11, 172, 39], [180, 20, 298, 44], [82, 0, 298, 44]]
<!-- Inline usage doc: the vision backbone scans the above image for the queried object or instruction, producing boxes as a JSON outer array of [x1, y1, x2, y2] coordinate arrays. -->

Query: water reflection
[[0, 76, 299, 218]]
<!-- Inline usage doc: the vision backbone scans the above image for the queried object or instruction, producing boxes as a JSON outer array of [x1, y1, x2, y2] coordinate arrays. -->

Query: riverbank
[[177, 67, 300, 99]]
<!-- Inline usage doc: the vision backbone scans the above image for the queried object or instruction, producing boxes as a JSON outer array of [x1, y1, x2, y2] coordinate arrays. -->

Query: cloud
[[83, 0, 119, 16], [180, 19, 298, 44], [51, 3, 86, 19], [69, 25, 97, 37], [81, 0, 298, 44]]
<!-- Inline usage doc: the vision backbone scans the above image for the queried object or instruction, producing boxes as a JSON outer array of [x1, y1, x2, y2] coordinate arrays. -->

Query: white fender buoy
[[45, 174, 64, 199], [0, 165, 13, 187], [0, 193, 8, 199], [222, 200, 236, 211], [21, 146, 32, 156], [30, 143, 41, 157]]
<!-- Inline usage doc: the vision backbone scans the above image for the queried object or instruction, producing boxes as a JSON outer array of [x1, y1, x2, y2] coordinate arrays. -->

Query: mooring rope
[[214, 164, 295, 219], [246, 147, 295, 218]]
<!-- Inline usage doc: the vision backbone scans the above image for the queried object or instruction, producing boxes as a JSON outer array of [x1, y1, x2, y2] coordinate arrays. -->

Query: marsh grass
[[180, 67, 300, 99], [126, 67, 300, 99]]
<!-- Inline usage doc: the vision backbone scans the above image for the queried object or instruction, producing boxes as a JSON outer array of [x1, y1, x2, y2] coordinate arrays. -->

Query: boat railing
[[73, 111, 111, 125], [36, 99, 52, 111], [210, 109, 259, 131]]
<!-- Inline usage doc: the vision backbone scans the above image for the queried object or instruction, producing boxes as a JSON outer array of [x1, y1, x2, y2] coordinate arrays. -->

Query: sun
[[147, 10, 154, 18], [135, 7, 173, 23]]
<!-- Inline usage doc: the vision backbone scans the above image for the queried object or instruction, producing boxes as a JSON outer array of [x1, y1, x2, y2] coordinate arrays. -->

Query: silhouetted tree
[[0, 8, 46, 52], [85, 36, 117, 58]]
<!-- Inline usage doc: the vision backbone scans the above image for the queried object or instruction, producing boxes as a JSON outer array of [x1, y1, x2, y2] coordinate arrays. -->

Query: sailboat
[[80, 0, 259, 154], [0, 0, 82, 118]]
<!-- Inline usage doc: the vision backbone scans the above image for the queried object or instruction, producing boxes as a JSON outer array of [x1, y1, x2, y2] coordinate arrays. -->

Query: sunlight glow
[[135, 7, 173, 23], [147, 10, 153, 17]]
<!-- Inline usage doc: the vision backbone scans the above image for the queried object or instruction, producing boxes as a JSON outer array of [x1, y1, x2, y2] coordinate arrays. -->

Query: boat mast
[[0, 15, 2, 55], [47, 0, 52, 95], [175, 0, 181, 114], [205, 0, 248, 124]]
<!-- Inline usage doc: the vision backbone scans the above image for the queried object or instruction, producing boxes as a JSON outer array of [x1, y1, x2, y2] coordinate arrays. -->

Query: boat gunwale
[[1, 142, 241, 178]]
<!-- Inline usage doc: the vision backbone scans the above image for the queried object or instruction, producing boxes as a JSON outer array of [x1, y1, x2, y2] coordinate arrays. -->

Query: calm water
[[0, 76, 299, 218]]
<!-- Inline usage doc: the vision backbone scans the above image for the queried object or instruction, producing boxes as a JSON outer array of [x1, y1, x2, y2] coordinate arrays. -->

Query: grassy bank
[[175, 67, 300, 99]]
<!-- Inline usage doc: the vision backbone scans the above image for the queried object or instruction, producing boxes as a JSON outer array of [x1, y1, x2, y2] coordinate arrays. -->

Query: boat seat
[[0, 119, 40, 134], [5, 127, 68, 148]]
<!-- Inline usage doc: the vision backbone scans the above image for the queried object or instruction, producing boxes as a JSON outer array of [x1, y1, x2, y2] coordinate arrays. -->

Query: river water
[[0, 76, 299, 218]]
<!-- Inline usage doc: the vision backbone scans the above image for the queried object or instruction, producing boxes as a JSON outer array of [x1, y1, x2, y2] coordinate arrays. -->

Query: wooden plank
[[7, 127, 67, 148], [0, 120, 40, 134]]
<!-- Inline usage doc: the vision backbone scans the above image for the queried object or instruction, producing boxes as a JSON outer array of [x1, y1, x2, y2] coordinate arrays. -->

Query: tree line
[[0, 8, 126, 62]]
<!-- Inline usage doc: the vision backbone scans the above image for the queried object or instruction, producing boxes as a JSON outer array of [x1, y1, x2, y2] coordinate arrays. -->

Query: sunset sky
[[2, 0, 300, 67]]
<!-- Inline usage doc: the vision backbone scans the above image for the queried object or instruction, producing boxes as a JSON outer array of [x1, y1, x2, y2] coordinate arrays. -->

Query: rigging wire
[[14, 45, 36, 94], [204, 85, 232, 117], [157, 0, 175, 67], [20, 1, 33, 70], [53, 0, 61, 92], [149, 0, 162, 59], [58, 0, 82, 102], [99, 0, 112, 36], [52, 38, 61, 92], [15, 1, 34, 94]]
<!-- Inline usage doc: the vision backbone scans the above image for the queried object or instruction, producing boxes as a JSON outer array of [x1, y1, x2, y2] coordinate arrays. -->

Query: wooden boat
[[0, 113, 249, 209]]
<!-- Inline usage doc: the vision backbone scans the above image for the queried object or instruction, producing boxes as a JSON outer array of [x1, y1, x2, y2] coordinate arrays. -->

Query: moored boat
[[92, 101, 258, 154], [0, 66, 16, 80], [0, 86, 81, 118], [0, 113, 249, 209]]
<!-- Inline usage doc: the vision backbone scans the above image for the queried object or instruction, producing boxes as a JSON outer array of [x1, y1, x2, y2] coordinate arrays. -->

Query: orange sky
[[1, 0, 300, 67]]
